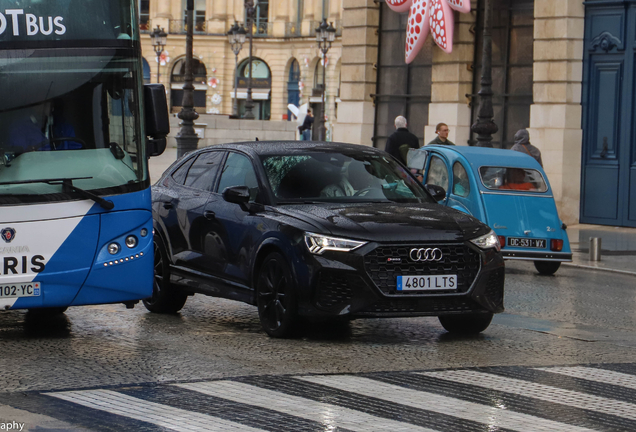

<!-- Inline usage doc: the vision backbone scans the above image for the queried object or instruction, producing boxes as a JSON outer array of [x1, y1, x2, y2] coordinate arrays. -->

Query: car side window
[[184, 151, 225, 192], [426, 156, 449, 192], [452, 162, 470, 198], [217, 153, 260, 201], [169, 156, 196, 185]]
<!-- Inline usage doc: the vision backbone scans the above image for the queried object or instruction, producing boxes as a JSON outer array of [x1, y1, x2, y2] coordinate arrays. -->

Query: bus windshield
[[0, 48, 147, 204]]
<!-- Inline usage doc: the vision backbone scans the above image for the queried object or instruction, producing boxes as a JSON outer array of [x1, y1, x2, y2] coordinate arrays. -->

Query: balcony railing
[[285, 22, 301, 38], [169, 19, 206, 34], [253, 21, 272, 37]]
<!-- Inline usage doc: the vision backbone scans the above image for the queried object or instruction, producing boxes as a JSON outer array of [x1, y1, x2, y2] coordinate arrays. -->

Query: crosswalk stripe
[[299, 375, 595, 432], [176, 380, 439, 432], [45, 389, 267, 432], [419, 369, 636, 421], [535, 366, 636, 390]]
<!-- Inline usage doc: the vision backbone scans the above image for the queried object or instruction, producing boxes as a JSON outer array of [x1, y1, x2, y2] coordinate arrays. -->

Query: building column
[[152, 0, 173, 31], [424, 3, 476, 146], [332, 0, 379, 146], [207, 0, 228, 34], [528, 0, 585, 225]]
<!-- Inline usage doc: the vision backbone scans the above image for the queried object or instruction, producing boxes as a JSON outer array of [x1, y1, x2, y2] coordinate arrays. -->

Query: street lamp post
[[470, 0, 498, 147], [175, 0, 199, 158], [150, 26, 167, 84], [315, 19, 336, 141], [244, 0, 256, 120], [227, 22, 247, 118]]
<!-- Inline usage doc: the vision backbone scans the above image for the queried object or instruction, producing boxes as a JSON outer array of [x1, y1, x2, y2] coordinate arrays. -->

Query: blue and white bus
[[0, 0, 169, 314]]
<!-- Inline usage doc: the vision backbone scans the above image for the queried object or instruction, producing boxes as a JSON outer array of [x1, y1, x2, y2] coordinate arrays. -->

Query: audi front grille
[[363, 243, 482, 296]]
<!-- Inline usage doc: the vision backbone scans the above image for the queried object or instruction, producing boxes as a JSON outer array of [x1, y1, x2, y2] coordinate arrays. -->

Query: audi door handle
[[204, 210, 216, 220], [162, 202, 173, 209]]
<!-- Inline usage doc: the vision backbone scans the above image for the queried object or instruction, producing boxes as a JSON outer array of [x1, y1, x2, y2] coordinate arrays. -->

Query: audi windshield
[[262, 151, 435, 204]]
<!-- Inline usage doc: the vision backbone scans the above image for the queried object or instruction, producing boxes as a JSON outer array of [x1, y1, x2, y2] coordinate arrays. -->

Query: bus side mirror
[[144, 84, 170, 157]]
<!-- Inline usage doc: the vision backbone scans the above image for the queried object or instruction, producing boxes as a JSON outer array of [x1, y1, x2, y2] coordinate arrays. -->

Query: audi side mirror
[[425, 184, 446, 202], [222, 186, 250, 205]]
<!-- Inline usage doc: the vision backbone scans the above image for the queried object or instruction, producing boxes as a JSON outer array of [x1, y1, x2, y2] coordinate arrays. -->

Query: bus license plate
[[507, 237, 546, 248], [397, 275, 457, 291], [0, 282, 41, 298]]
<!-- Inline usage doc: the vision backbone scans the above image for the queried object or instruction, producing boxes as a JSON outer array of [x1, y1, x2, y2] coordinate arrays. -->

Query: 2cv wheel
[[438, 313, 494, 335], [533, 260, 561, 276]]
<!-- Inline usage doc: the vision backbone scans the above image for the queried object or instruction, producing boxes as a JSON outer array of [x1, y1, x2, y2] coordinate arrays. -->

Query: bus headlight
[[108, 243, 121, 255], [125, 236, 138, 248]]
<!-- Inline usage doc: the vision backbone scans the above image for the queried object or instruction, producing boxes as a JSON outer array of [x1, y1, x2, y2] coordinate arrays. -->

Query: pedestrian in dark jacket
[[298, 109, 314, 141], [511, 129, 542, 167], [427, 123, 455, 146], [385, 116, 420, 164]]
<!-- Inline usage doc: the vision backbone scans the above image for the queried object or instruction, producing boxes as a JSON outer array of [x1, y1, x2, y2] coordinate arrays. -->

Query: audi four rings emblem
[[410, 248, 443, 262]]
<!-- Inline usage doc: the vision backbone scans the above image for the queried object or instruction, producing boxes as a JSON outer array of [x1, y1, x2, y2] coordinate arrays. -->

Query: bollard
[[590, 237, 602, 261]]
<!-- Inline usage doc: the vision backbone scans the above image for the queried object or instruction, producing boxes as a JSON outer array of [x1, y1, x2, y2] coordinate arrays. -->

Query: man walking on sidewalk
[[385, 115, 420, 164]]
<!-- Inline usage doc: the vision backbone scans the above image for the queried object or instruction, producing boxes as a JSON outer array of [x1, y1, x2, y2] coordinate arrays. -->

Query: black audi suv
[[147, 141, 505, 337]]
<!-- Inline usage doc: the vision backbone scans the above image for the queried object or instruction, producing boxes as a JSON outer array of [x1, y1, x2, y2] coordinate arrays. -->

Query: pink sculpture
[[386, 0, 471, 62]]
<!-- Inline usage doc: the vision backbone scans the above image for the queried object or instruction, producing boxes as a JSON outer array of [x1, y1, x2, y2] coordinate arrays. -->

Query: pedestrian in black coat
[[385, 116, 420, 164]]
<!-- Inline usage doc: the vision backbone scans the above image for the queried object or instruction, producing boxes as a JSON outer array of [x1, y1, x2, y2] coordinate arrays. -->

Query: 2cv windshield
[[479, 167, 548, 193]]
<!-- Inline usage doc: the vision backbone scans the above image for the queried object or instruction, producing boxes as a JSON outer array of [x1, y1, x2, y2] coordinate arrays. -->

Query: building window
[[254, 0, 269, 36], [322, 0, 329, 19], [470, 0, 534, 148], [171, 58, 208, 113], [287, 59, 301, 121], [234, 58, 272, 120], [139, 0, 150, 31], [183, 0, 206, 33], [373, 2, 433, 149]]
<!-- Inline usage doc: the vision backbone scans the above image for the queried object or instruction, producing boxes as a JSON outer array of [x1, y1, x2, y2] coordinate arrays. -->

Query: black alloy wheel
[[257, 252, 298, 338], [143, 237, 187, 314], [438, 312, 494, 335], [534, 260, 561, 276]]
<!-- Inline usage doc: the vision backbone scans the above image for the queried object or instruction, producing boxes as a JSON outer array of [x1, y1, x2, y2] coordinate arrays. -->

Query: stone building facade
[[140, 0, 343, 132], [143, 0, 636, 227]]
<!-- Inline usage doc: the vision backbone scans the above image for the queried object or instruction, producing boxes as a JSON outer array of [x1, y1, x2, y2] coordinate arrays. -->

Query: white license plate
[[508, 237, 546, 248], [397, 275, 457, 291], [0, 282, 41, 298]]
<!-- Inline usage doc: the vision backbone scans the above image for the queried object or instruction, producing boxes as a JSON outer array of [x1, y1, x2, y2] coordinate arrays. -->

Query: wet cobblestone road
[[1, 261, 636, 431]]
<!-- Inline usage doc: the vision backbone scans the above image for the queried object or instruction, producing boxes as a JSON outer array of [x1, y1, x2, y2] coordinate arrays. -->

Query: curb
[[562, 262, 636, 277]]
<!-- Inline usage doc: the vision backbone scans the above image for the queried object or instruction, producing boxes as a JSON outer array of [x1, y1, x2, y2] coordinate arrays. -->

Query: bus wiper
[[0, 177, 115, 210]]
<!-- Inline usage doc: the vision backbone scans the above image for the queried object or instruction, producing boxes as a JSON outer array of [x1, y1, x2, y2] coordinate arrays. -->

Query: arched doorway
[[234, 57, 271, 120], [287, 59, 300, 121], [170, 58, 207, 113]]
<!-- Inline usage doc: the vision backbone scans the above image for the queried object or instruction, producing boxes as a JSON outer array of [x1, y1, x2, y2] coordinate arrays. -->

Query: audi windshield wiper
[[0, 177, 115, 210]]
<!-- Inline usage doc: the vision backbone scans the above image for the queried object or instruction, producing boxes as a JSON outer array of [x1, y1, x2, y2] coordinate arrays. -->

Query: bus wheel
[[534, 260, 561, 276], [27, 307, 68, 317], [143, 237, 187, 314]]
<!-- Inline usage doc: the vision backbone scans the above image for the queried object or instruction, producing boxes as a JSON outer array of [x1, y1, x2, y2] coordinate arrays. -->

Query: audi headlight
[[470, 230, 501, 252], [304, 233, 367, 255]]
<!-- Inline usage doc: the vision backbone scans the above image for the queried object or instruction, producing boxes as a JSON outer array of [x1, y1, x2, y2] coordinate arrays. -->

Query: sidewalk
[[564, 224, 636, 276]]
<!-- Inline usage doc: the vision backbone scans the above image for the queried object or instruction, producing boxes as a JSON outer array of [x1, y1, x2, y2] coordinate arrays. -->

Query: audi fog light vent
[[470, 230, 500, 252], [125, 236, 138, 248], [304, 233, 367, 255], [108, 243, 121, 255]]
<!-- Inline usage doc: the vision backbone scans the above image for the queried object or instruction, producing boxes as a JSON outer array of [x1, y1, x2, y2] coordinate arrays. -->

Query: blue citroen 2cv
[[410, 145, 572, 275]]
